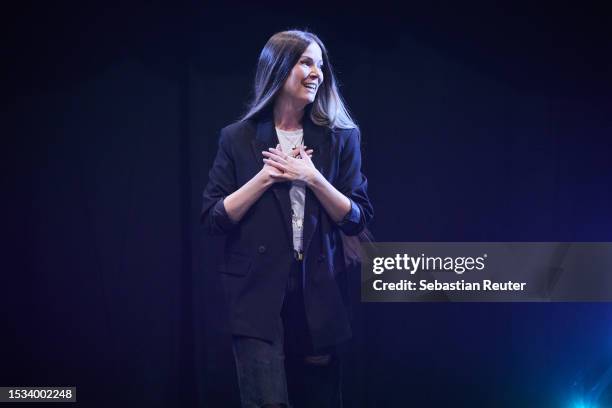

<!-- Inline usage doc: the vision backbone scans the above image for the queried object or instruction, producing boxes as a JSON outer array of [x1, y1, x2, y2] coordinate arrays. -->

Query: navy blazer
[[201, 112, 373, 349]]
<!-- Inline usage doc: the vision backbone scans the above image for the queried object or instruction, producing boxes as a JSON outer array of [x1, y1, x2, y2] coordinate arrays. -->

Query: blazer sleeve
[[200, 129, 239, 235], [334, 127, 374, 236]]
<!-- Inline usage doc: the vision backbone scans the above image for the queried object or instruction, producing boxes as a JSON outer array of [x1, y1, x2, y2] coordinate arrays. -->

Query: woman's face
[[280, 42, 324, 107]]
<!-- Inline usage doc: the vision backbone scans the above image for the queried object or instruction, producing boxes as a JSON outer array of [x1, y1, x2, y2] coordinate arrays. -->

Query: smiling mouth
[[303, 83, 317, 91]]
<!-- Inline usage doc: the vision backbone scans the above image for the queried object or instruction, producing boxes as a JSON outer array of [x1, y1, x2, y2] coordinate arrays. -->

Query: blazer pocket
[[220, 253, 252, 277]]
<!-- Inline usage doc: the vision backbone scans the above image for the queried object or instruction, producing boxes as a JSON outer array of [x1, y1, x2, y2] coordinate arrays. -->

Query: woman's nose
[[309, 66, 321, 79]]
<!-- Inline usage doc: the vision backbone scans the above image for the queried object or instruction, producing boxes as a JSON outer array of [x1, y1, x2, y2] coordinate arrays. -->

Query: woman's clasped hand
[[262, 144, 316, 184]]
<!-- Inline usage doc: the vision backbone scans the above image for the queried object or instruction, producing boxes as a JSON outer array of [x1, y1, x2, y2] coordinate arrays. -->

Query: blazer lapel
[[251, 117, 294, 247], [302, 118, 330, 257]]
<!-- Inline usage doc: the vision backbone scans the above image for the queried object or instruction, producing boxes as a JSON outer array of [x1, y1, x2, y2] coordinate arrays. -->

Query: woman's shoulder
[[330, 125, 361, 145], [216, 119, 259, 148]]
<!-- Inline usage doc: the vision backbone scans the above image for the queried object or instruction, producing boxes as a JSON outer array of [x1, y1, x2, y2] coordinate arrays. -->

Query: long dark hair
[[241, 30, 357, 129]]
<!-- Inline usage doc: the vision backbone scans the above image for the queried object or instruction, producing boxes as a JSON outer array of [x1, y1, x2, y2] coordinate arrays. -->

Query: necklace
[[291, 134, 304, 150], [276, 128, 304, 153]]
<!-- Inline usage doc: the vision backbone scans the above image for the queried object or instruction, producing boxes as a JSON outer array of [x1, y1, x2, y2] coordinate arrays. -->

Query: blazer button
[[317, 254, 326, 263], [258, 245, 267, 254]]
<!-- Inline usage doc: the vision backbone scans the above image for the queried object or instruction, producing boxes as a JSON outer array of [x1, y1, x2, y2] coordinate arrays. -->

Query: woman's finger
[[268, 147, 288, 160], [262, 151, 288, 164], [263, 158, 286, 172], [299, 145, 312, 163], [291, 148, 313, 159], [269, 171, 290, 180], [266, 148, 287, 159]]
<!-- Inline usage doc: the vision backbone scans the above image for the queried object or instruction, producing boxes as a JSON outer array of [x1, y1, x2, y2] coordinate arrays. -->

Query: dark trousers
[[232, 259, 342, 408]]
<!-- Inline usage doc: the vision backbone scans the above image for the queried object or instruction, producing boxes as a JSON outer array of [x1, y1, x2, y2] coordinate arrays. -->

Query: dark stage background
[[4, 2, 612, 407]]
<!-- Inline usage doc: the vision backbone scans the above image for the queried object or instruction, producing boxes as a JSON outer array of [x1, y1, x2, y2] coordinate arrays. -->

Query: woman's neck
[[273, 96, 305, 131]]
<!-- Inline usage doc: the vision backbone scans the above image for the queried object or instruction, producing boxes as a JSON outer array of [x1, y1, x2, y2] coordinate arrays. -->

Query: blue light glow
[[571, 401, 584, 408], [569, 397, 598, 408]]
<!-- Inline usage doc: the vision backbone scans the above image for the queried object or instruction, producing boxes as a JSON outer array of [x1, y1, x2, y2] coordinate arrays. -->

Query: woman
[[201, 30, 373, 408]]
